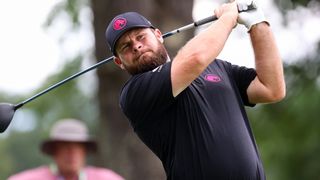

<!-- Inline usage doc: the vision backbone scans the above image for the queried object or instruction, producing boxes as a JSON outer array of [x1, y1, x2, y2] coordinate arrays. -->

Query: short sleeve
[[230, 64, 257, 106]]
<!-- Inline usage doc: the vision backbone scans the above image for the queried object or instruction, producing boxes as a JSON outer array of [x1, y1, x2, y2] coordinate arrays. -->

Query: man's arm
[[171, 2, 238, 97], [247, 23, 286, 103]]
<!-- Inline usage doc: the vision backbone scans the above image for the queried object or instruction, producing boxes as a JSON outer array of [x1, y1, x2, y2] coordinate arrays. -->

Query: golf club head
[[0, 103, 16, 133]]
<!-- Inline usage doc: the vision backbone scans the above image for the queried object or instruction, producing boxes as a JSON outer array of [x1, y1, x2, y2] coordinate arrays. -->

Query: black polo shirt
[[119, 59, 265, 180]]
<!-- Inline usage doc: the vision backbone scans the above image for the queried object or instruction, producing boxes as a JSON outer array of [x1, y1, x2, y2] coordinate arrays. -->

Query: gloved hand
[[237, 0, 269, 32]]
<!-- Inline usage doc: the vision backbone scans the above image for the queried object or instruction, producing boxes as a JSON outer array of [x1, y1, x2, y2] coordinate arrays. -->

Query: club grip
[[194, 16, 218, 27], [194, 1, 256, 27], [162, 1, 258, 39]]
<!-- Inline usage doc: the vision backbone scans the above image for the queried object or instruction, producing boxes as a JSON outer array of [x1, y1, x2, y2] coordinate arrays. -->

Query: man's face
[[114, 28, 168, 75], [53, 142, 86, 176]]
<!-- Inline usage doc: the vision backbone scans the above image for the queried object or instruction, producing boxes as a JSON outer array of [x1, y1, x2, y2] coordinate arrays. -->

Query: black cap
[[105, 12, 154, 55]]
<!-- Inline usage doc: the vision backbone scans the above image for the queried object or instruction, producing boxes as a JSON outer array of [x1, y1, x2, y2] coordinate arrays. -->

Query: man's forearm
[[250, 22, 286, 100]]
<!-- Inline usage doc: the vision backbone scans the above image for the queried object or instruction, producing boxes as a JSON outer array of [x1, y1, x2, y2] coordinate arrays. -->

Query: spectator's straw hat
[[41, 118, 97, 155]]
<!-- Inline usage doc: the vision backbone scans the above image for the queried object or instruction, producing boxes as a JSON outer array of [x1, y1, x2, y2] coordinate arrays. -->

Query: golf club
[[0, 1, 256, 133]]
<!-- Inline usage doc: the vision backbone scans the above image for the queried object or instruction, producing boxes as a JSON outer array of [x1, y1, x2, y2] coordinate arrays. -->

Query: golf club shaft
[[14, 2, 257, 110], [162, 16, 216, 38], [14, 56, 114, 110]]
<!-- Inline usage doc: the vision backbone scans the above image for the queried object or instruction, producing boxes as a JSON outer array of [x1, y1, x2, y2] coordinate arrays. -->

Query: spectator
[[8, 118, 124, 180]]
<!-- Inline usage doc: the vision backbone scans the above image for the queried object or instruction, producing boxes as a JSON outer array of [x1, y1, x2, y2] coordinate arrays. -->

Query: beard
[[124, 42, 168, 75]]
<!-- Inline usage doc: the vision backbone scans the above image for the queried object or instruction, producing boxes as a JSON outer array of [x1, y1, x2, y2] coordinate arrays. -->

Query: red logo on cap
[[113, 18, 127, 30]]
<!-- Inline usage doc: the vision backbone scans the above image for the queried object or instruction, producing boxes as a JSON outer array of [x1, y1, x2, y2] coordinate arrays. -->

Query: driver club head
[[0, 103, 16, 133]]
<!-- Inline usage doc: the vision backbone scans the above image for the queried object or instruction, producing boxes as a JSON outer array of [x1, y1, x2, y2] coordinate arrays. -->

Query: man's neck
[[59, 171, 79, 180], [49, 164, 84, 180]]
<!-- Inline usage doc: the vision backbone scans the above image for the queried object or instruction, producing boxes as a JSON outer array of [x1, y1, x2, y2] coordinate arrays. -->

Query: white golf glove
[[237, 0, 269, 32]]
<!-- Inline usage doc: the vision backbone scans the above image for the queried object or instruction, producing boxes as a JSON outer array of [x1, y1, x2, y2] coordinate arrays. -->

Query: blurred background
[[1, 0, 320, 179]]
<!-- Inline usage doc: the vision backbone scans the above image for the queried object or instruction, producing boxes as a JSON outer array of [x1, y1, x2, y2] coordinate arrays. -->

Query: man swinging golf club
[[105, 0, 285, 179]]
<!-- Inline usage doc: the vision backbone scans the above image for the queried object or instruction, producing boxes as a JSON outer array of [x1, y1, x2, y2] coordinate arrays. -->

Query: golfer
[[8, 119, 124, 180], [105, 0, 285, 179]]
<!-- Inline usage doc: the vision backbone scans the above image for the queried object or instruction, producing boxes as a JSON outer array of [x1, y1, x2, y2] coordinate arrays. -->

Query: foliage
[[248, 44, 320, 180], [44, 0, 88, 28], [0, 56, 99, 179], [275, 0, 320, 15]]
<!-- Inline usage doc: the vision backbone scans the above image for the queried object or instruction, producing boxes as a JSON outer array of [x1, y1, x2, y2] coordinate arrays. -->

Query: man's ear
[[114, 56, 125, 70], [154, 29, 164, 43]]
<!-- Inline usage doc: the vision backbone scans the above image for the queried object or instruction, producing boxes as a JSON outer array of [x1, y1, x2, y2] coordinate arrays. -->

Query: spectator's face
[[53, 142, 86, 176], [114, 28, 168, 75]]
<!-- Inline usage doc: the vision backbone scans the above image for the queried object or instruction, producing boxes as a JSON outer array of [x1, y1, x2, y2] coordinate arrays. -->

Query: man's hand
[[214, 1, 239, 28], [237, 0, 269, 32]]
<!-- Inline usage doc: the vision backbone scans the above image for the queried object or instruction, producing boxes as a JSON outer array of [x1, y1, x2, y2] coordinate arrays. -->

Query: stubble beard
[[125, 43, 168, 75]]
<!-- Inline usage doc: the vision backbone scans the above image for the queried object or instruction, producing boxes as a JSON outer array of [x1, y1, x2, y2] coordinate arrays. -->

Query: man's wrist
[[248, 21, 270, 33], [220, 13, 238, 29]]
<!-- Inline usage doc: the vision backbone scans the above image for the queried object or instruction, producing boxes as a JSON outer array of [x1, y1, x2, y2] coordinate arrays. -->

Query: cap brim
[[41, 140, 97, 155]]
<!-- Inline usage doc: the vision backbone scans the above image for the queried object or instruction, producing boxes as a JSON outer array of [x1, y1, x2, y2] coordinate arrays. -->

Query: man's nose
[[133, 41, 142, 52]]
